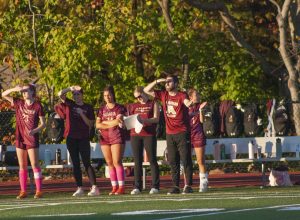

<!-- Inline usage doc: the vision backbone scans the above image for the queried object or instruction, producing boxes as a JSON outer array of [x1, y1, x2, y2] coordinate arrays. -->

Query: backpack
[[273, 103, 290, 136], [46, 112, 65, 144], [202, 103, 219, 138], [225, 106, 243, 137], [243, 103, 259, 137]]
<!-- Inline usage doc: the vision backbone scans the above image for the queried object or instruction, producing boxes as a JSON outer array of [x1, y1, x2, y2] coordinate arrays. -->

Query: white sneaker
[[72, 187, 84, 197], [87, 185, 100, 196], [149, 188, 159, 194], [199, 178, 208, 192], [130, 188, 141, 195]]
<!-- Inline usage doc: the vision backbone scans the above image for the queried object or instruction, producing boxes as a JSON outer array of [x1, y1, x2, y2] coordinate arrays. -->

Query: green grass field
[[1, 187, 300, 220]]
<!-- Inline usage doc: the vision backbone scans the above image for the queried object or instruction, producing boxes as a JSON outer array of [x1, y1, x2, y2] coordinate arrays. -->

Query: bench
[[1, 136, 300, 189]]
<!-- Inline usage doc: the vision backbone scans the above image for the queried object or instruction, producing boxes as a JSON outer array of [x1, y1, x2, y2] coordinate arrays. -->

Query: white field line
[[278, 206, 300, 211], [112, 208, 225, 216], [153, 204, 300, 220], [27, 213, 96, 217], [0, 194, 300, 208]]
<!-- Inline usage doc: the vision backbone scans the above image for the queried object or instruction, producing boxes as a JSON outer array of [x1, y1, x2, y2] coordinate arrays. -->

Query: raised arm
[[57, 85, 81, 102], [144, 78, 166, 98], [1, 85, 24, 105]]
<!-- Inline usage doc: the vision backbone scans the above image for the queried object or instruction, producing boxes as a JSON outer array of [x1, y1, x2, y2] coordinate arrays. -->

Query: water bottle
[[220, 144, 226, 160], [44, 149, 51, 166], [55, 148, 61, 165], [276, 138, 282, 159], [248, 141, 254, 159], [213, 140, 221, 160], [296, 144, 300, 158]]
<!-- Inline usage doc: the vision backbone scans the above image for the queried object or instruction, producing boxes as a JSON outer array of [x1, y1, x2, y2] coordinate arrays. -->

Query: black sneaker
[[167, 187, 180, 195], [182, 186, 193, 194]]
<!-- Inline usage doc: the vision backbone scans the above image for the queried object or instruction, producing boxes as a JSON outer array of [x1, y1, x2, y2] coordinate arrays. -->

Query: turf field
[[0, 187, 300, 220]]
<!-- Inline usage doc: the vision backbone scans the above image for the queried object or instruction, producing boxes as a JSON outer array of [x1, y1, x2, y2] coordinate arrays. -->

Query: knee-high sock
[[33, 167, 42, 192], [19, 169, 27, 192], [116, 165, 125, 186], [109, 167, 118, 187]]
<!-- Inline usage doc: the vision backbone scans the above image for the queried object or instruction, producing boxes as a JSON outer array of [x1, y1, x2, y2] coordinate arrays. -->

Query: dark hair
[[103, 85, 116, 102], [166, 74, 179, 85], [27, 84, 36, 97]]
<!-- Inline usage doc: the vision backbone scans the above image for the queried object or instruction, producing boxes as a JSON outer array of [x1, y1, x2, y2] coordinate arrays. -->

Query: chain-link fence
[[0, 111, 15, 146]]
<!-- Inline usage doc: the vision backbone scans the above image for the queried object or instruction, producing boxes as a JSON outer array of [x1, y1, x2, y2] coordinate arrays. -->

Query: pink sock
[[109, 167, 118, 187], [33, 167, 42, 192], [116, 165, 125, 186], [19, 169, 27, 192]]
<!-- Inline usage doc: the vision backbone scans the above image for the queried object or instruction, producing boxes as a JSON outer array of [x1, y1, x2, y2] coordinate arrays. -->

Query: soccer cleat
[[182, 185, 193, 194], [149, 188, 159, 195], [16, 191, 27, 199], [34, 191, 43, 199], [72, 187, 84, 197], [130, 188, 141, 195], [199, 178, 209, 192], [167, 187, 180, 195], [114, 186, 125, 195], [109, 186, 118, 195], [87, 185, 100, 196]]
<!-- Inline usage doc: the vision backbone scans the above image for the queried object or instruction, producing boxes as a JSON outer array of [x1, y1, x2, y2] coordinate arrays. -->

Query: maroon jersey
[[189, 103, 206, 146], [13, 98, 45, 147], [62, 98, 95, 139], [154, 90, 189, 134], [97, 103, 126, 145], [127, 100, 156, 136]]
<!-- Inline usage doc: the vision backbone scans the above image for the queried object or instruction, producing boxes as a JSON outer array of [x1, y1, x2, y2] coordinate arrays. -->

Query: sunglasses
[[73, 92, 81, 96], [135, 95, 143, 99]]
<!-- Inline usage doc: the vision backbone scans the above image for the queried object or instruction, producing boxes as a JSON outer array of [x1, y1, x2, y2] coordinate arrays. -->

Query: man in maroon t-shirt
[[144, 74, 194, 194], [2, 84, 46, 199], [57, 85, 99, 197]]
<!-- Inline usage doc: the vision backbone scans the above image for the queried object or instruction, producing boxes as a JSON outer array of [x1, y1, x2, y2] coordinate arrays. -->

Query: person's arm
[[75, 108, 95, 128], [29, 116, 46, 136], [144, 78, 166, 98], [95, 117, 120, 129], [57, 85, 81, 102], [140, 101, 159, 124], [1, 85, 24, 105], [183, 98, 193, 108], [199, 102, 207, 123]]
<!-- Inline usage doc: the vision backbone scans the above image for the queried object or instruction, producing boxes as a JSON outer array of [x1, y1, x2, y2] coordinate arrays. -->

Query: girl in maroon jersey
[[127, 86, 160, 195], [57, 85, 99, 197], [96, 85, 126, 195], [188, 88, 208, 192], [2, 84, 46, 199]]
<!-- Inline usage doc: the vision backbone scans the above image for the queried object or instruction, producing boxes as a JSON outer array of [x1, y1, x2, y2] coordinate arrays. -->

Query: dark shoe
[[167, 187, 180, 195], [182, 185, 193, 194]]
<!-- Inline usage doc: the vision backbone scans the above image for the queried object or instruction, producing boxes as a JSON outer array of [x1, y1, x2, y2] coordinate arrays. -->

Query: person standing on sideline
[[188, 88, 208, 192], [127, 86, 160, 195], [96, 85, 126, 195], [57, 85, 99, 197], [2, 84, 46, 199], [144, 74, 194, 194]]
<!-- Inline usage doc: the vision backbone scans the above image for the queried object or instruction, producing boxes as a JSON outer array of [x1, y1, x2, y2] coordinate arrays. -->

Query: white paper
[[124, 114, 143, 133]]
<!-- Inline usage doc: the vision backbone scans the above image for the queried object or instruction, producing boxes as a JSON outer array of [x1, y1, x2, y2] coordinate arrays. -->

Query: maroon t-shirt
[[127, 100, 156, 136], [13, 98, 45, 147], [62, 98, 95, 139], [97, 103, 126, 145], [189, 103, 206, 143], [154, 90, 189, 134]]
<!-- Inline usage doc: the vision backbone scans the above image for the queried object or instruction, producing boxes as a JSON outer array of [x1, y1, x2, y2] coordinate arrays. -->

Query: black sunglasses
[[135, 95, 142, 99]]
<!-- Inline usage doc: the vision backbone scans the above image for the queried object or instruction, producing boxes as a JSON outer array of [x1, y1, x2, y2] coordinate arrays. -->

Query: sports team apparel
[[189, 103, 206, 147], [127, 100, 156, 136], [97, 103, 126, 145], [154, 90, 189, 135], [13, 98, 45, 148], [62, 98, 95, 139]]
